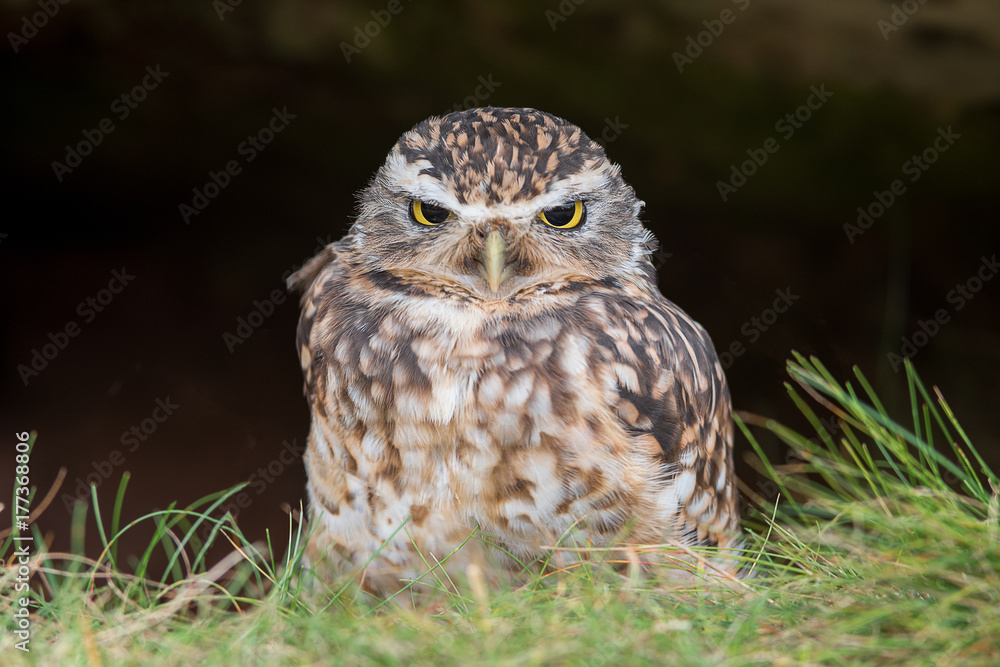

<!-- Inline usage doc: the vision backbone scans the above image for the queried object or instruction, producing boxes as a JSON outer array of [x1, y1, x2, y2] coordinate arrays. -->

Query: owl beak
[[478, 228, 512, 292]]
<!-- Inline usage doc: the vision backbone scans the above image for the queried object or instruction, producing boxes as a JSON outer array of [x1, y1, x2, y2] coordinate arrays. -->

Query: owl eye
[[409, 200, 453, 226], [539, 200, 586, 229]]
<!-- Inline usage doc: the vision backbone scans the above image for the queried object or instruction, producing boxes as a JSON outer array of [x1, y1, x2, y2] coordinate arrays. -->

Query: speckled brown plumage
[[289, 107, 740, 595]]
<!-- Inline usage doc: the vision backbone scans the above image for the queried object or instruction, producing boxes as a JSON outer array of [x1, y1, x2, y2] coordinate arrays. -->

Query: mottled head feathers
[[342, 107, 651, 300], [393, 107, 614, 206]]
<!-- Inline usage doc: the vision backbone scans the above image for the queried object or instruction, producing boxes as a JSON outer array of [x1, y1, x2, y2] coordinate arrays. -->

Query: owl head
[[347, 107, 652, 300]]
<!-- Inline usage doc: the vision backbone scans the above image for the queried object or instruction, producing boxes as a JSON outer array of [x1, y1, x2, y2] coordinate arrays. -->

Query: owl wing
[[593, 292, 739, 545], [287, 240, 343, 400]]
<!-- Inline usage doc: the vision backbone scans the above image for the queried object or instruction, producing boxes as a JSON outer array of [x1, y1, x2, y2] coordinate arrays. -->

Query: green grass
[[3, 355, 999, 666]]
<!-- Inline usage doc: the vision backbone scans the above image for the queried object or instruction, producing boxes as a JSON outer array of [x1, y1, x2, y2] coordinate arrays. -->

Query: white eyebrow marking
[[382, 151, 615, 220]]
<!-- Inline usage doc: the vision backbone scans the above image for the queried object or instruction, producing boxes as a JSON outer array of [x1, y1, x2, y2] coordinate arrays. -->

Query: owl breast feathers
[[289, 107, 740, 595]]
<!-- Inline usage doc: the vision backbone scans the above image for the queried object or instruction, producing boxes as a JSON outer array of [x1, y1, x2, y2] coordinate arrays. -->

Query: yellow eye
[[409, 200, 452, 226], [539, 200, 585, 229]]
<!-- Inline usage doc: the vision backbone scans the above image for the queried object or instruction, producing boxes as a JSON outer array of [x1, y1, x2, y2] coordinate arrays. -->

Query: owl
[[289, 107, 740, 596]]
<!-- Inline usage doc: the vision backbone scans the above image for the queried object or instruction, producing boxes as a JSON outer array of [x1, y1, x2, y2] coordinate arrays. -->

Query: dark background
[[2, 0, 998, 565]]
